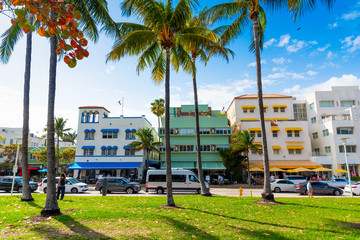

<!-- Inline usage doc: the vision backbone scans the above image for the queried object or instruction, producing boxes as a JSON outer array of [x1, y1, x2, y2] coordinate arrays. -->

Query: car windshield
[[68, 178, 80, 184], [15, 178, 23, 183], [122, 178, 130, 183]]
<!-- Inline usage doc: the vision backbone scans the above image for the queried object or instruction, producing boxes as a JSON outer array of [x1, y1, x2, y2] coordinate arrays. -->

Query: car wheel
[[334, 190, 341, 196], [43, 187, 47, 193], [196, 188, 201, 194], [126, 188, 134, 194], [71, 188, 78, 193], [274, 187, 281, 193], [156, 187, 164, 194]]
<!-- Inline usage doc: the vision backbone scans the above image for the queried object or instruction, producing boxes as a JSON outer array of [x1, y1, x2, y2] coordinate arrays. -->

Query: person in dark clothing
[[57, 173, 66, 200]]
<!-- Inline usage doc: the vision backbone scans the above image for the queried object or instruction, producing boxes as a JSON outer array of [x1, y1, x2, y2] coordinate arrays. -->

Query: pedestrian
[[56, 173, 66, 200], [270, 174, 275, 182], [251, 175, 255, 185], [307, 180, 313, 198], [218, 175, 221, 185]]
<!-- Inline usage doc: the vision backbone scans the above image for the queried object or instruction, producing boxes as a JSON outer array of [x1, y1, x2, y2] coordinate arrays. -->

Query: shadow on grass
[[185, 207, 340, 235], [159, 215, 220, 240], [227, 225, 293, 240], [25, 200, 42, 209], [285, 202, 356, 212]]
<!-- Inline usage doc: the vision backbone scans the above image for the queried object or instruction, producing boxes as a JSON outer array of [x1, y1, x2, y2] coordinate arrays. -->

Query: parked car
[[323, 178, 356, 189], [146, 169, 209, 194], [344, 183, 360, 195], [271, 179, 296, 193], [297, 182, 343, 196], [0, 176, 38, 193], [284, 175, 307, 184], [39, 177, 88, 193], [95, 177, 141, 194]]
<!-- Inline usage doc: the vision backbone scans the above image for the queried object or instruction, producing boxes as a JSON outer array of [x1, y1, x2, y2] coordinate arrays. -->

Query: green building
[[158, 104, 231, 174]]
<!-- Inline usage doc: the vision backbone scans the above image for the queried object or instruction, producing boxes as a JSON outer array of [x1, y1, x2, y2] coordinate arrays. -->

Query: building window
[[309, 103, 314, 110], [311, 117, 316, 124], [273, 149, 279, 155], [337, 127, 353, 135], [179, 128, 194, 135], [339, 145, 356, 153], [243, 108, 248, 113], [199, 128, 210, 135], [126, 132, 135, 139], [288, 149, 294, 155], [325, 146, 331, 153], [216, 145, 229, 151], [296, 149, 302, 155], [249, 108, 254, 113], [112, 149, 117, 155], [257, 131, 262, 138], [102, 131, 118, 139], [312, 132, 318, 139], [343, 114, 351, 120], [322, 129, 329, 137], [274, 107, 279, 113], [280, 107, 285, 113], [272, 131, 278, 138], [314, 148, 320, 156], [341, 100, 355, 107], [125, 149, 135, 155], [101, 149, 106, 156], [250, 131, 255, 138], [216, 128, 231, 135], [319, 101, 334, 107], [83, 149, 94, 156], [179, 145, 194, 152], [294, 130, 300, 137], [200, 145, 211, 151], [287, 130, 292, 137]]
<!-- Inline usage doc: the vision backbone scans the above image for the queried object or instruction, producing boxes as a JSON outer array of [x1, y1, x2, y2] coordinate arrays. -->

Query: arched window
[[94, 111, 99, 122]]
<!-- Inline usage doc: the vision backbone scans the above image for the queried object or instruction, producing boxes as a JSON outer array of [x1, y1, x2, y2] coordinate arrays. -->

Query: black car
[[95, 177, 141, 194], [0, 176, 38, 193], [297, 181, 343, 196]]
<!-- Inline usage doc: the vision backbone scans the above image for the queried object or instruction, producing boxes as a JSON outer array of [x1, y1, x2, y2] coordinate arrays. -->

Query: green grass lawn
[[0, 195, 359, 239]]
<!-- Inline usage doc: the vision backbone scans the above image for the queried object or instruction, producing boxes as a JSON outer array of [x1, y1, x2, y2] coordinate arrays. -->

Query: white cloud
[[281, 74, 360, 98], [106, 65, 115, 74], [317, 44, 330, 52], [272, 57, 291, 65], [264, 38, 277, 48], [328, 22, 338, 29], [326, 51, 337, 59], [278, 34, 290, 47], [247, 60, 267, 67], [342, 11, 360, 20], [307, 70, 318, 76], [341, 35, 360, 52], [306, 64, 314, 68]]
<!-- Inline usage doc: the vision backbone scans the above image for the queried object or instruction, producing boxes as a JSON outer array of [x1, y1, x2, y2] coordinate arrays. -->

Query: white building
[[306, 86, 360, 174], [70, 106, 158, 181], [227, 94, 319, 170]]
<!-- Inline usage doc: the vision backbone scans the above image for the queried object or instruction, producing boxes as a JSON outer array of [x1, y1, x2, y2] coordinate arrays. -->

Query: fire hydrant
[[239, 187, 243, 197]]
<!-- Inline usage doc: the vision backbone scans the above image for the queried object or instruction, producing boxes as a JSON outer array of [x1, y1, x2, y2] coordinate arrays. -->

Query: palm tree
[[63, 131, 77, 145], [232, 130, 262, 185], [106, 0, 217, 207], [219, 146, 246, 183], [203, 0, 335, 203], [0, 13, 33, 201], [127, 128, 162, 179], [181, 13, 234, 196], [54, 117, 71, 172], [150, 98, 165, 131], [41, 0, 118, 216]]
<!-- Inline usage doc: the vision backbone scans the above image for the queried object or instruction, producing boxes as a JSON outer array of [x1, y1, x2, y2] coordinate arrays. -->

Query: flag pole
[[122, 97, 124, 116]]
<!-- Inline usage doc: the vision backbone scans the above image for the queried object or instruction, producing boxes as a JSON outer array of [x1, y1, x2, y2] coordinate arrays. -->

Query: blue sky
[[0, 0, 359, 134]]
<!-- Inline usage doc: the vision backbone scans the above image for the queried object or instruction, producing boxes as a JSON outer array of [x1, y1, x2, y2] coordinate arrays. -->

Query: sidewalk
[[210, 184, 263, 189]]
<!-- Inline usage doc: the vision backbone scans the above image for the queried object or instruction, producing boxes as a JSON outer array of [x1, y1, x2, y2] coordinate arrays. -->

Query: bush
[[351, 176, 360, 182]]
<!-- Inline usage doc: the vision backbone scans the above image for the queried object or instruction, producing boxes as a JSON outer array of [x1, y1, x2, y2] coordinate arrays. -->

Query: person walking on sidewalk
[[57, 173, 66, 200]]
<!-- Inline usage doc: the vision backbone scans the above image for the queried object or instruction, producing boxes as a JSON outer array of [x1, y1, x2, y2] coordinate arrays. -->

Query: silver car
[[271, 179, 296, 193], [323, 178, 356, 189]]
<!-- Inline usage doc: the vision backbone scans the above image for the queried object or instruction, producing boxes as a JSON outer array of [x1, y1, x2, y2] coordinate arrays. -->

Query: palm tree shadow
[[285, 202, 354, 212], [227, 225, 293, 240], [25, 201, 42, 209]]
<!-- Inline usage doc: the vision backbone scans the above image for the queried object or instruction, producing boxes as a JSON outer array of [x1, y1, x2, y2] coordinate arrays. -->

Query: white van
[[146, 169, 209, 194]]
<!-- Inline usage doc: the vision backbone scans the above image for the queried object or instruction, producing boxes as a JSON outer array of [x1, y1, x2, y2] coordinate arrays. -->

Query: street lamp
[[339, 137, 353, 197]]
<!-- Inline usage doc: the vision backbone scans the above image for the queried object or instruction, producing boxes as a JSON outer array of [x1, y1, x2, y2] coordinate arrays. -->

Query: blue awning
[[107, 146, 112, 149], [131, 129, 136, 132], [145, 160, 160, 165], [113, 146, 118, 149], [84, 129, 90, 132], [82, 146, 95, 149], [123, 146, 135, 150], [38, 169, 47, 172], [90, 129, 96, 132], [68, 162, 142, 170], [101, 129, 119, 132], [101, 146, 106, 149], [125, 129, 131, 132]]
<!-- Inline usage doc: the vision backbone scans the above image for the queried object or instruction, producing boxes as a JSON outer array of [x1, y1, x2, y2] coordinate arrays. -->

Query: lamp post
[[340, 138, 353, 197]]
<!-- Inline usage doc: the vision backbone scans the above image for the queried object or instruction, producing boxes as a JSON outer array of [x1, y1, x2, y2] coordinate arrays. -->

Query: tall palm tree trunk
[[252, 17, 274, 202], [192, 57, 211, 196], [41, 11, 61, 215], [165, 48, 175, 206], [21, 15, 34, 202]]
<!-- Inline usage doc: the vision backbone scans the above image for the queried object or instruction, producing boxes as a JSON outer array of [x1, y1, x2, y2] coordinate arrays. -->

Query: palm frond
[[151, 52, 166, 83], [0, 24, 23, 64], [136, 42, 162, 74], [170, 0, 199, 30], [202, 2, 246, 25], [170, 44, 194, 75]]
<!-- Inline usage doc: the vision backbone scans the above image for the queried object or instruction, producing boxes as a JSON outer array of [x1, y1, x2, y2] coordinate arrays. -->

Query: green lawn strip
[[0, 195, 359, 239]]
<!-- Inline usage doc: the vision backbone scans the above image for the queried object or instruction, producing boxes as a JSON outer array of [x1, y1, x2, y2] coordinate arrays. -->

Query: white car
[[344, 183, 360, 195], [271, 179, 297, 193], [323, 178, 356, 189], [284, 176, 307, 185], [40, 177, 88, 193]]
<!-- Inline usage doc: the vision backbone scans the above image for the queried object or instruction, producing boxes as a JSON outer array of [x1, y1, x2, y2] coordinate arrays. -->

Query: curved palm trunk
[[192, 57, 211, 196], [252, 17, 274, 202], [41, 11, 61, 216], [21, 15, 34, 202], [246, 153, 250, 185], [165, 48, 175, 206]]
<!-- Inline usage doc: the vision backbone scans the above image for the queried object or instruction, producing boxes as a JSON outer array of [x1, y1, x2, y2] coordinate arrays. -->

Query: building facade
[[158, 105, 230, 174], [70, 106, 158, 181], [306, 86, 360, 174], [227, 94, 318, 170]]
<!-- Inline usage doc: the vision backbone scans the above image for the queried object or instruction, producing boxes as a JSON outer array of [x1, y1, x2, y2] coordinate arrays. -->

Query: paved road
[[0, 187, 356, 198]]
